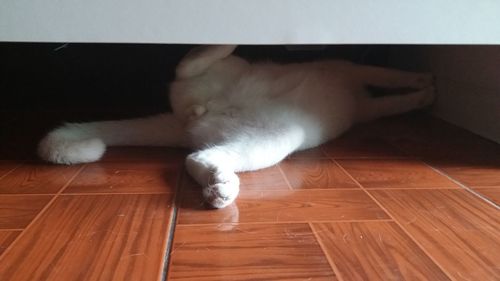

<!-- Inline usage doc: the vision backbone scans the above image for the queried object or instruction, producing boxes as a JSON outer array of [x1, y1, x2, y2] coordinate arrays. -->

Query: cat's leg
[[185, 146, 241, 209], [357, 65, 434, 89], [175, 45, 237, 78], [38, 113, 185, 164], [185, 124, 305, 208], [358, 86, 435, 122]]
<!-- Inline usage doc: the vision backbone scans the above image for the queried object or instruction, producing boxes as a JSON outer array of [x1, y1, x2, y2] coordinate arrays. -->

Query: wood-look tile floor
[[1, 114, 499, 281]]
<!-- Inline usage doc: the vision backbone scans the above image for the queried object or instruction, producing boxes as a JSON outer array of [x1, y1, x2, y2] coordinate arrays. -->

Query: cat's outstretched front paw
[[203, 170, 240, 209]]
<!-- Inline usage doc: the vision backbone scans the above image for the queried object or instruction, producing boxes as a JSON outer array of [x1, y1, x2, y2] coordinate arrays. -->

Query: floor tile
[[0, 162, 21, 178], [64, 162, 180, 194], [370, 189, 500, 281], [288, 147, 328, 159], [390, 119, 500, 161], [0, 195, 52, 229], [322, 137, 405, 159], [338, 159, 458, 189], [430, 159, 500, 188], [0, 231, 21, 256], [178, 190, 389, 224], [168, 223, 336, 281], [0, 163, 82, 194], [238, 166, 290, 190], [311, 221, 450, 281], [0, 194, 174, 281], [279, 159, 358, 189], [2, 113, 500, 281]]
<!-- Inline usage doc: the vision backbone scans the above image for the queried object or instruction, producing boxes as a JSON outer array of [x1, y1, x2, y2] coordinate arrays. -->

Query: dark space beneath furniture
[[0, 43, 394, 158], [1, 43, 394, 111]]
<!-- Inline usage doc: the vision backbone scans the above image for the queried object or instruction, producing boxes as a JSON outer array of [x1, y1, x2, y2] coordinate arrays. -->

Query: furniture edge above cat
[[1, 0, 500, 45]]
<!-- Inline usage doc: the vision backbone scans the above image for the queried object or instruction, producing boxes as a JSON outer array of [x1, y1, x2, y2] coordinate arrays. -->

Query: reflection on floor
[[0, 114, 499, 280]]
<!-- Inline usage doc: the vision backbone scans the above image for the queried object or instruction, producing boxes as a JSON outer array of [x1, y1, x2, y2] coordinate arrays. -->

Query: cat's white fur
[[38, 45, 434, 208]]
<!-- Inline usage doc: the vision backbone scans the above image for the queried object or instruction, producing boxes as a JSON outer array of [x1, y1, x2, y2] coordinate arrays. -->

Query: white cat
[[38, 45, 434, 208]]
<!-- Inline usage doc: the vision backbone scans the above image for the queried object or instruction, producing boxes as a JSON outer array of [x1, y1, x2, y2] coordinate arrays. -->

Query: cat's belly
[[185, 97, 355, 150]]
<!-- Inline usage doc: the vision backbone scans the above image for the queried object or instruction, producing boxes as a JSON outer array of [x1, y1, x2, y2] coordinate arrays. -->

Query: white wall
[[392, 46, 500, 143], [425, 46, 500, 143]]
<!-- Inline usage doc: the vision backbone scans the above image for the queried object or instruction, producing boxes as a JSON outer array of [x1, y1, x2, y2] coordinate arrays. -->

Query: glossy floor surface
[[0, 114, 499, 280]]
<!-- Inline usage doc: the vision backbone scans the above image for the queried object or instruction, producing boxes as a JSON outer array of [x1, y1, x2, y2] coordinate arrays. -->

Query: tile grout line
[[0, 164, 87, 261], [54, 165, 88, 194], [330, 159, 364, 190], [160, 167, 185, 281], [333, 159, 456, 281], [308, 223, 346, 281], [276, 164, 293, 190], [362, 190, 457, 281], [175, 219, 396, 227], [164, 187, 461, 193], [330, 159, 365, 189], [422, 162, 500, 210], [0, 163, 24, 181], [160, 201, 179, 281]]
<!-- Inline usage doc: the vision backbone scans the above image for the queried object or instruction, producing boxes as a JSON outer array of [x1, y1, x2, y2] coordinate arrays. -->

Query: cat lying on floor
[[38, 45, 434, 208]]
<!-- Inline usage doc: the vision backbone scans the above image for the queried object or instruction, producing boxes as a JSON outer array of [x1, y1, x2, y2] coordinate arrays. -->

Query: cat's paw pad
[[414, 74, 434, 89], [203, 171, 240, 209]]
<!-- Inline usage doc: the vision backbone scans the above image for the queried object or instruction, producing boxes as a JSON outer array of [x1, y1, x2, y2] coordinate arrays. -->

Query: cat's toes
[[414, 73, 434, 89], [38, 131, 105, 164], [186, 104, 207, 120], [418, 86, 436, 108], [203, 171, 240, 209]]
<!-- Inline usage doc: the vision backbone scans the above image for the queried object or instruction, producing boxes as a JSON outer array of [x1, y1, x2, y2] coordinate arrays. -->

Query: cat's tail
[[176, 45, 237, 79], [38, 123, 106, 165]]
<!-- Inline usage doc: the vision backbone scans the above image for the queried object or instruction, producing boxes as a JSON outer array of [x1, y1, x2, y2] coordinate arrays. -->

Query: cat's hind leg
[[185, 124, 305, 208], [357, 86, 435, 122], [175, 45, 237, 78], [357, 65, 434, 89], [38, 113, 185, 164]]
